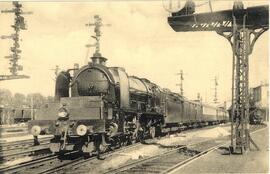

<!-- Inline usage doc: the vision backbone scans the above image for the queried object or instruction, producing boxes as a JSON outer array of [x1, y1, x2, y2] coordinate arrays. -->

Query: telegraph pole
[[1, 1, 32, 81], [176, 70, 184, 96], [30, 95, 34, 120], [213, 76, 218, 103], [197, 93, 202, 102]]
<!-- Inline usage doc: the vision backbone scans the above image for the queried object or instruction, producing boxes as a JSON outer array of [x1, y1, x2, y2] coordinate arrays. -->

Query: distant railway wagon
[[0, 107, 33, 125], [14, 108, 33, 123]]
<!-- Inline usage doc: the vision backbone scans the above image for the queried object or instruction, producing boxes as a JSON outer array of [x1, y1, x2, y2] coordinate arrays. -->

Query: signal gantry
[[1, 1, 32, 81], [168, 0, 268, 154]]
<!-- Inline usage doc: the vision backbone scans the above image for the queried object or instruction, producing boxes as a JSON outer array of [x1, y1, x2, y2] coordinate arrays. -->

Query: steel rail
[[1, 124, 263, 174], [0, 137, 52, 151], [0, 154, 57, 173], [104, 124, 266, 174], [38, 142, 142, 174], [165, 125, 268, 174], [0, 144, 50, 161], [0, 138, 51, 162], [38, 123, 233, 174], [103, 140, 213, 174]]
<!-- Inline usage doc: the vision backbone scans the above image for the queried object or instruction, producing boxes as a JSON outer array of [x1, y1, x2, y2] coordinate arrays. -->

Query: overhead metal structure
[[168, 1, 268, 154], [168, 4, 268, 32], [1, 1, 32, 81], [0, 74, 29, 81]]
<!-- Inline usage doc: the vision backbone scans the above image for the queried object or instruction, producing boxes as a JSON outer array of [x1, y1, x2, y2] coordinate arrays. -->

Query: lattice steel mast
[[176, 70, 184, 96], [1, 1, 32, 81], [168, 0, 268, 154]]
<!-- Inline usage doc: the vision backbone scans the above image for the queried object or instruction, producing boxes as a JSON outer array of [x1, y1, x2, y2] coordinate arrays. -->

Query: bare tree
[[0, 88, 12, 106], [12, 93, 26, 108], [26, 93, 46, 109]]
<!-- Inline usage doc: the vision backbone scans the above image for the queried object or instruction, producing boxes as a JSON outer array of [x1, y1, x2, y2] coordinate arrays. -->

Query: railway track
[[0, 137, 50, 151], [35, 125, 230, 174], [103, 124, 266, 174], [0, 123, 227, 169], [0, 137, 51, 162], [103, 139, 227, 174], [36, 123, 234, 174], [0, 154, 57, 174], [0, 142, 141, 174], [0, 124, 265, 174]]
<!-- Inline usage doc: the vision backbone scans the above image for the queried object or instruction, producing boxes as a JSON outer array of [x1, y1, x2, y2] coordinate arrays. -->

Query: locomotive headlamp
[[76, 124, 87, 136], [58, 111, 68, 118], [31, 125, 41, 136], [58, 107, 69, 118]]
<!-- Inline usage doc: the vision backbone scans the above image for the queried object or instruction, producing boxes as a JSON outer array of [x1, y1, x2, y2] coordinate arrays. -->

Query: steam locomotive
[[28, 54, 229, 156]]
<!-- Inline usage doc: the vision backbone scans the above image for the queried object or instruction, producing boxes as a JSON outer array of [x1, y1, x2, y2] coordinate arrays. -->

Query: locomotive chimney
[[91, 53, 107, 66]]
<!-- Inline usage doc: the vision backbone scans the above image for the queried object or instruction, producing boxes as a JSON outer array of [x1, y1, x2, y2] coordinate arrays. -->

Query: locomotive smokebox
[[91, 53, 107, 66]]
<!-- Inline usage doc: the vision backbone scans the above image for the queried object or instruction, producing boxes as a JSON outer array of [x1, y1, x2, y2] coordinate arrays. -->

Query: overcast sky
[[0, 0, 268, 104]]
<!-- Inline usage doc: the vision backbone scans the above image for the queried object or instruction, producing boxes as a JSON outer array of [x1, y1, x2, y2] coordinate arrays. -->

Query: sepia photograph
[[0, 0, 269, 173]]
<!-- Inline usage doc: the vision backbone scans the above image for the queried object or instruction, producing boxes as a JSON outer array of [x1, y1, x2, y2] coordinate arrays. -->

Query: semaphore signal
[[0, 1, 32, 81]]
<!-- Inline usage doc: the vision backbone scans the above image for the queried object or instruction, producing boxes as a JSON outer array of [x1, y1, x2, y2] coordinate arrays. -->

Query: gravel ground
[[70, 124, 231, 174], [1, 156, 33, 167], [172, 125, 269, 174]]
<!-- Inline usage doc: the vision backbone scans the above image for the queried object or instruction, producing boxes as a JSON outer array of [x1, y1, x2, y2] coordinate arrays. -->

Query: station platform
[[171, 126, 269, 173]]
